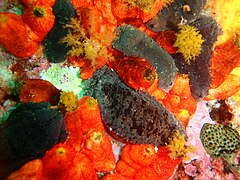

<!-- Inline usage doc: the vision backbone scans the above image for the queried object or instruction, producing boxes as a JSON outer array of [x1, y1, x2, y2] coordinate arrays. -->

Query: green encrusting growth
[[40, 63, 84, 99], [200, 123, 240, 161], [0, 58, 19, 124]]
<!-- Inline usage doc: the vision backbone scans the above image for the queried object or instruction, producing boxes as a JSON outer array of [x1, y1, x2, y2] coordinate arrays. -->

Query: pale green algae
[[0, 61, 17, 95], [0, 0, 23, 15], [0, 51, 19, 125], [40, 63, 84, 99], [0, 52, 18, 124]]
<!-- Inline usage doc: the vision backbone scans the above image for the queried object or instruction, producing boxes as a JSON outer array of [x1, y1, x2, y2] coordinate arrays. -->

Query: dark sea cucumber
[[112, 24, 177, 92], [84, 66, 186, 147], [0, 102, 67, 179], [172, 15, 220, 101], [146, 0, 207, 32], [43, 0, 76, 63]]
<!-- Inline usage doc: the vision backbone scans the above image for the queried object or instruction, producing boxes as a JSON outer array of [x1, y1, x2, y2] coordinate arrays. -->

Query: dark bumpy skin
[[112, 24, 177, 92], [146, 0, 220, 101], [84, 66, 186, 146], [0, 102, 67, 179], [172, 15, 220, 101], [44, 0, 75, 63], [146, 0, 207, 32]]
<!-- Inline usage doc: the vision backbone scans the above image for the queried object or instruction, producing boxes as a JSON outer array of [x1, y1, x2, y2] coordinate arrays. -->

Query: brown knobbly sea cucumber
[[84, 66, 186, 146]]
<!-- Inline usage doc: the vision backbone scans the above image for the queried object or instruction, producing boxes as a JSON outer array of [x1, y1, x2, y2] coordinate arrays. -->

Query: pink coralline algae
[[184, 102, 235, 179]]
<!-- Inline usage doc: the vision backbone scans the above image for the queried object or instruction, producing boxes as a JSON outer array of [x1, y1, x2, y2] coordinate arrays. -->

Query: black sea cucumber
[[84, 66, 186, 147], [0, 102, 67, 179], [172, 15, 220, 101], [43, 0, 75, 63], [146, 0, 207, 32]]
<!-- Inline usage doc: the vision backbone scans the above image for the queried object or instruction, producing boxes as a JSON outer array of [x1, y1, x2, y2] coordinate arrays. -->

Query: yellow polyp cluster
[[174, 25, 204, 64], [86, 97, 97, 108], [90, 131, 103, 143], [167, 131, 195, 160], [144, 146, 155, 156], [61, 18, 112, 67], [0, 14, 8, 23], [127, 0, 173, 12], [59, 91, 78, 112], [56, 147, 66, 156]]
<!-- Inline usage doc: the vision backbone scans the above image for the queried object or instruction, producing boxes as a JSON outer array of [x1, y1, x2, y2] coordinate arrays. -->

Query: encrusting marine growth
[[174, 25, 204, 64], [167, 131, 195, 160], [61, 17, 113, 67], [59, 91, 78, 112], [200, 123, 240, 161]]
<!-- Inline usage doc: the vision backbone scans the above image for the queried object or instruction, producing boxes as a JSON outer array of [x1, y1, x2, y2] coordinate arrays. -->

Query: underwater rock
[[172, 15, 220, 101], [84, 66, 186, 146], [0, 102, 67, 179], [146, 0, 207, 32], [200, 123, 240, 159], [112, 24, 177, 92], [43, 0, 75, 63]]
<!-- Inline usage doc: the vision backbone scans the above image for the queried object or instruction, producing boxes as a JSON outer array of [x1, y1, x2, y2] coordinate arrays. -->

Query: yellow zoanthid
[[167, 131, 195, 160], [126, 0, 173, 12], [174, 25, 204, 64], [59, 91, 78, 112]]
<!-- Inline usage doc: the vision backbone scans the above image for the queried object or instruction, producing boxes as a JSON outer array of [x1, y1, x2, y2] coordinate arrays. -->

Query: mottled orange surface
[[7, 159, 43, 180], [6, 0, 240, 179], [155, 30, 178, 54], [0, 12, 39, 57], [116, 160, 138, 178], [20, 0, 56, 7], [70, 0, 93, 9], [101, 173, 134, 180], [150, 146, 182, 180], [114, 57, 158, 92], [82, 129, 116, 172], [77, 6, 117, 46], [22, 5, 55, 42], [162, 75, 197, 127], [207, 73, 240, 100], [68, 55, 106, 80], [64, 109, 83, 152], [111, 0, 170, 22], [19, 79, 60, 105], [210, 39, 240, 89], [77, 96, 105, 134]]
